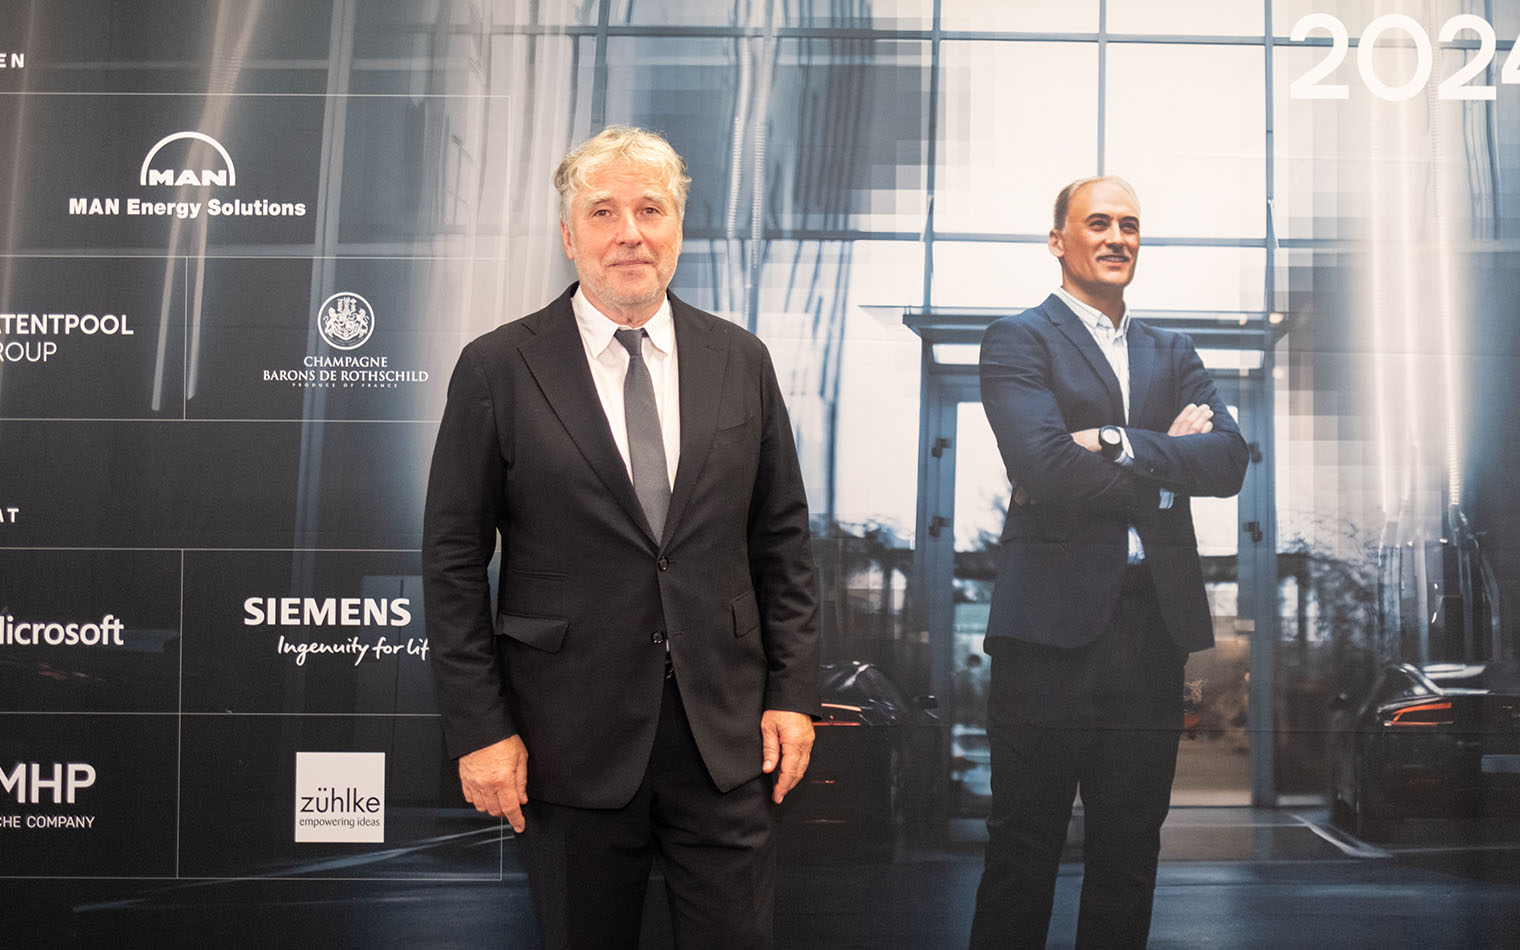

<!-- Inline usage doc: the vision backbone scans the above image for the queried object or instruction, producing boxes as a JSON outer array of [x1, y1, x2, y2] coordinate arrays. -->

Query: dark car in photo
[[1329, 661, 1520, 839], [780, 661, 941, 860]]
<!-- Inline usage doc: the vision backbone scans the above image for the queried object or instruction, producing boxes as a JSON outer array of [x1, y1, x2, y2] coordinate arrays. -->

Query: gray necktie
[[615, 328, 670, 542]]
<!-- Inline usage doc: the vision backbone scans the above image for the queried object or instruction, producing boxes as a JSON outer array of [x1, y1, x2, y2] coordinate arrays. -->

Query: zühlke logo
[[298, 786, 380, 815]]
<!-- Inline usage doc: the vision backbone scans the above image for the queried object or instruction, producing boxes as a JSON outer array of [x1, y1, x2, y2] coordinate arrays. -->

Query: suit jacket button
[[651, 630, 666, 645], [657, 557, 670, 571]]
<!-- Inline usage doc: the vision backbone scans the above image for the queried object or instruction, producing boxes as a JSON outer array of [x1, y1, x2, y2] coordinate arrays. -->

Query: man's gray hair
[[554, 125, 692, 223], [1052, 175, 1140, 230]]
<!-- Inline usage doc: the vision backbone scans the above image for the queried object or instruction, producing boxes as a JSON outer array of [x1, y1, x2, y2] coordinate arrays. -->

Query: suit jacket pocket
[[731, 589, 761, 638], [495, 613, 569, 653], [501, 569, 567, 619], [712, 414, 757, 446]]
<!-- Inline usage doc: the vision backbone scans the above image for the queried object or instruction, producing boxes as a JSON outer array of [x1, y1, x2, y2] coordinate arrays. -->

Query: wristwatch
[[1098, 425, 1124, 460]]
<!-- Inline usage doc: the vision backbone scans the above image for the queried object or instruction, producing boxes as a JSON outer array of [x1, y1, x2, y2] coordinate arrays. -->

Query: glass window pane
[[475, 33, 587, 320], [1105, 44, 1266, 238], [1269, 44, 1346, 244], [743, 240, 927, 531], [776, 0, 934, 30], [849, 240, 926, 305], [606, 38, 931, 239], [930, 241, 1055, 309], [1499, 71, 1520, 227], [1193, 406, 1242, 556], [955, 402, 1007, 553], [488, 0, 598, 28], [1495, 2, 1520, 38], [936, 41, 1099, 236], [832, 237, 924, 535], [672, 238, 924, 314], [609, 0, 735, 27], [671, 239, 927, 533], [931, 244, 1265, 319], [1272, 0, 1383, 38], [940, 0, 1098, 34], [599, 37, 741, 237], [1128, 246, 1267, 312], [832, 314, 927, 534], [1272, 1, 1487, 42], [610, 0, 937, 28], [1107, 0, 1263, 36], [769, 40, 932, 234], [1272, 40, 1480, 240]]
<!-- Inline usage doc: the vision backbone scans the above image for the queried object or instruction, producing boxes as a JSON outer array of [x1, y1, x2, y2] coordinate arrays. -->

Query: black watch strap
[[1099, 425, 1124, 460]]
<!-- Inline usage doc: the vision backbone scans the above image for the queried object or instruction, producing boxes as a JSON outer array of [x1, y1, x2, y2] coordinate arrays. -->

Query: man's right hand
[[1167, 403, 1214, 437], [458, 735, 529, 833]]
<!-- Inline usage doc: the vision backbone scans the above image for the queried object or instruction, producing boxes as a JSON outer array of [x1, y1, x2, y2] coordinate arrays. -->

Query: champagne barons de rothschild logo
[[264, 292, 431, 391], [67, 130, 308, 221]]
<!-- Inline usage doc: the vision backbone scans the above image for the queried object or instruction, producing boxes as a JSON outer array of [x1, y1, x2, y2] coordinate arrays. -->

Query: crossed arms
[[980, 313, 1248, 513]]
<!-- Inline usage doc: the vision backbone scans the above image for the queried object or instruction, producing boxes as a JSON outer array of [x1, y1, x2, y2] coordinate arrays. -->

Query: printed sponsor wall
[[4, 1, 1520, 946], [0, 2, 496, 894]]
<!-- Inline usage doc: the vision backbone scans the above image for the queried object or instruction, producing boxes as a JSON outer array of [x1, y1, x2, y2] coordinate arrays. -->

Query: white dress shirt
[[1053, 287, 1173, 563], [571, 287, 681, 490]]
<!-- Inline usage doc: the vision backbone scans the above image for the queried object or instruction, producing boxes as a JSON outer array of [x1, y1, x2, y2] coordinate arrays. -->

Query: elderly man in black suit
[[423, 125, 820, 950]]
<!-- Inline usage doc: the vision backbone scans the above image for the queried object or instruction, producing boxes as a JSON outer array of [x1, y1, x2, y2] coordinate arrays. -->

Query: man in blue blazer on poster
[[969, 177, 1248, 949]]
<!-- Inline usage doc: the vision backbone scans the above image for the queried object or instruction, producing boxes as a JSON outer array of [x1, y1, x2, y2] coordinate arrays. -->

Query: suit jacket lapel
[[518, 287, 655, 541], [1125, 319, 1156, 427], [664, 294, 728, 546], [1042, 294, 1124, 422]]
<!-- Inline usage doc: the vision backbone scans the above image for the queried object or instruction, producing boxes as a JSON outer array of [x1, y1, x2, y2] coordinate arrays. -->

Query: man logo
[[139, 131, 237, 188], [317, 292, 375, 351]]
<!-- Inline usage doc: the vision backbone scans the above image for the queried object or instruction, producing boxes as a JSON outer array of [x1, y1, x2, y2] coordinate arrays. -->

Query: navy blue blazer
[[979, 293, 1248, 652]]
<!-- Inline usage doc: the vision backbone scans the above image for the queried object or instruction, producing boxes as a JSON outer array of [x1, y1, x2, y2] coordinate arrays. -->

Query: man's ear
[[1048, 228, 1064, 260], [559, 219, 575, 260]]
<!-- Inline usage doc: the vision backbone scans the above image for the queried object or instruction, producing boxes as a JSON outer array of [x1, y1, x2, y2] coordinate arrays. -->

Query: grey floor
[[14, 806, 1520, 948], [767, 808, 1520, 949]]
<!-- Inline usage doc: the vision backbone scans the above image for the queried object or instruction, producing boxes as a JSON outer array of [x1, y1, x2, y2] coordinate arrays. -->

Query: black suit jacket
[[979, 293, 1248, 653], [422, 284, 820, 808]]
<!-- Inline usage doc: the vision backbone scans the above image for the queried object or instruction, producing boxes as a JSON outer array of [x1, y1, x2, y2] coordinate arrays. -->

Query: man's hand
[[458, 735, 529, 833], [760, 709, 815, 804], [1167, 403, 1213, 436]]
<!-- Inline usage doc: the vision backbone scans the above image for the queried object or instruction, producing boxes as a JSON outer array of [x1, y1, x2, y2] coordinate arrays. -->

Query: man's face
[[559, 161, 683, 326], [1049, 180, 1140, 303]]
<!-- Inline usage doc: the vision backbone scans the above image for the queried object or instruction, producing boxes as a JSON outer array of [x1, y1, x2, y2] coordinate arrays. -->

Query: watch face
[[1101, 427, 1121, 456]]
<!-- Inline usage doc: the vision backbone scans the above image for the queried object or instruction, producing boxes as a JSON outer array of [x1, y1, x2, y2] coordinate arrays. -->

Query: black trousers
[[969, 566, 1186, 950], [516, 674, 777, 950]]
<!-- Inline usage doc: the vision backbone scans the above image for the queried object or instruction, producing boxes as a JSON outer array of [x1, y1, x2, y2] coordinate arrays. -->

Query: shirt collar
[[572, 285, 675, 358], [1054, 286, 1129, 338]]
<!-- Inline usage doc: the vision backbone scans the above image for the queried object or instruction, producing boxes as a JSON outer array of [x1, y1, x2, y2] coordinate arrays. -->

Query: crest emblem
[[317, 292, 375, 350]]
